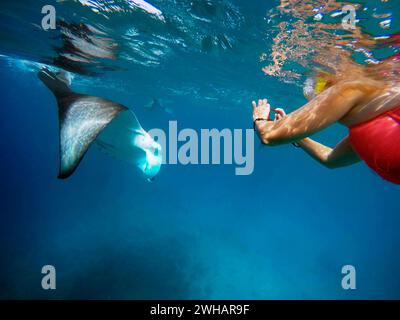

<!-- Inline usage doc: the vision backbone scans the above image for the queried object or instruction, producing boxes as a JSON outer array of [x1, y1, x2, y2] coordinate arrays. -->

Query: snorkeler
[[252, 71, 400, 184]]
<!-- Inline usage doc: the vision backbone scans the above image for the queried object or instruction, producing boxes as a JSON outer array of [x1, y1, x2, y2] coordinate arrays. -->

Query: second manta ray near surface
[[38, 68, 162, 180]]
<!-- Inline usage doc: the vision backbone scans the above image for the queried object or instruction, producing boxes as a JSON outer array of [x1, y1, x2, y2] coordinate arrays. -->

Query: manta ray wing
[[38, 68, 127, 178], [57, 95, 127, 178], [38, 68, 161, 180]]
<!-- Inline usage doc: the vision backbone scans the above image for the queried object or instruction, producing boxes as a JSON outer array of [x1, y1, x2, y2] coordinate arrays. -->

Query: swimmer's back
[[340, 81, 400, 127]]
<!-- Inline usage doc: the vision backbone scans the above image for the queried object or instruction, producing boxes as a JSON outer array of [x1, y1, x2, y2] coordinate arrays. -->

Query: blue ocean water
[[0, 0, 399, 299]]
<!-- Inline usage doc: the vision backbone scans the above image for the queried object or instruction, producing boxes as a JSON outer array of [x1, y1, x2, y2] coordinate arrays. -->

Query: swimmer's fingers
[[252, 101, 257, 112], [260, 99, 269, 108], [275, 108, 286, 117], [252, 101, 257, 122], [252, 99, 271, 121], [274, 108, 286, 121]]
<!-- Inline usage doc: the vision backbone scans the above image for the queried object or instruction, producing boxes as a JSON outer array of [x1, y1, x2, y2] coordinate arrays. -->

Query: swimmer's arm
[[297, 137, 361, 169], [255, 82, 365, 146]]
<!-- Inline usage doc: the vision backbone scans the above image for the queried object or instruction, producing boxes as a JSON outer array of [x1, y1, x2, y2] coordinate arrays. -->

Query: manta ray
[[38, 68, 162, 180]]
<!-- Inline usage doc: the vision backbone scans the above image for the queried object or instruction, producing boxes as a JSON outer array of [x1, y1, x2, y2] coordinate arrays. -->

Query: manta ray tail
[[38, 68, 127, 179]]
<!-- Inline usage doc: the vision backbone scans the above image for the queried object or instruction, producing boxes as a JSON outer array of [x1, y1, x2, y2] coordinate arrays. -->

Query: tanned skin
[[253, 78, 400, 169]]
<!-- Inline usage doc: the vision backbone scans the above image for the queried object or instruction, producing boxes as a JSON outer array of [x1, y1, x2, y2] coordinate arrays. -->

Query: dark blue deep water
[[0, 0, 399, 299]]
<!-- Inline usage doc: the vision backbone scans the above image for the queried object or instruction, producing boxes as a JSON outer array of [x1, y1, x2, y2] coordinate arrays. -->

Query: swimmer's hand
[[252, 99, 271, 123]]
